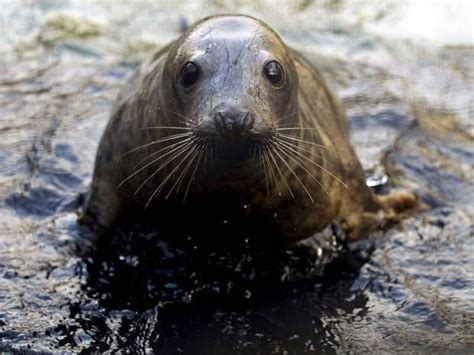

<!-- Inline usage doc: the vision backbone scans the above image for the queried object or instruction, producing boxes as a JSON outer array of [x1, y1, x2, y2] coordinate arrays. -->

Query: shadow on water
[[56, 220, 375, 353]]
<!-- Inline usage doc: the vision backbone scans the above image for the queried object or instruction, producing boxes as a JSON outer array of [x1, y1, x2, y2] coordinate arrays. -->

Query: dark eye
[[181, 61, 200, 88], [263, 61, 284, 86]]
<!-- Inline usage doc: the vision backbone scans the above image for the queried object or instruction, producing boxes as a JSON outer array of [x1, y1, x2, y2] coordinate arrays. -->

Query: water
[[1, 0, 473, 353]]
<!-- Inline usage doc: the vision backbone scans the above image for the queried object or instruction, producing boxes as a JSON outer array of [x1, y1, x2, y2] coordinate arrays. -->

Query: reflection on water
[[0, 0, 473, 353]]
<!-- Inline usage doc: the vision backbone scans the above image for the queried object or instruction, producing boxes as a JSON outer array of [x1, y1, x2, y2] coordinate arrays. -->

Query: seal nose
[[214, 106, 254, 135]]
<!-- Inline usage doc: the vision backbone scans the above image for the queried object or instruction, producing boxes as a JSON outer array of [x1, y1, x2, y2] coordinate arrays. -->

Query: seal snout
[[213, 106, 255, 138]]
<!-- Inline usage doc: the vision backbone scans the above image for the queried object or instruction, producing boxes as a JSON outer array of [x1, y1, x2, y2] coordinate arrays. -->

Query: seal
[[82, 15, 416, 241]]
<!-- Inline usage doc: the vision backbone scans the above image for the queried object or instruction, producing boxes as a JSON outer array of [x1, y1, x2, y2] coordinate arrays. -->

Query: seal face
[[82, 15, 415, 241], [161, 16, 298, 169]]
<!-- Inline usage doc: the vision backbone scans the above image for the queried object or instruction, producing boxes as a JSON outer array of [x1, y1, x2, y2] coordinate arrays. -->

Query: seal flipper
[[79, 180, 123, 234], [342, 190, 418, 241], [376, 190, 418, 215]]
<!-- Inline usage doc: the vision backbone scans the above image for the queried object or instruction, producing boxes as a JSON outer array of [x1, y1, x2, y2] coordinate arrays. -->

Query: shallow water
[[1, 0, 473, 353]]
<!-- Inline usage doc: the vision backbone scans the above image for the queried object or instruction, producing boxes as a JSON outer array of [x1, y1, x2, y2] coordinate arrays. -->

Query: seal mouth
[[192, 128, 275, 163], [192, 122, 275, 141], [191, 108, 275, 150]]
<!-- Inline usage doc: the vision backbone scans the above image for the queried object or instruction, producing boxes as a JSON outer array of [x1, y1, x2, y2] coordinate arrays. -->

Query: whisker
[[118, 139, 193, 188], [272, 144, 315, 203], [262, 148, 281, 196], [178, 120, 195, 127], [202, 143, 209, 174], [276, 127, 321, 131], [276, 122, 301, 128], [156, 107, 196, 123], [175, 146, 202, 195], [274, 137, 324, 159], [274, 141, 329, 195], [276, 133, 329, 150], [265, 144, 294, 199], [274, 110, 298, 125], [139, 126, 193, 131], [145, 146, 198, 208], [259, 147, 270, 196], [276, 136, 342, 160], [133, 138, 192, 169], [119, 132, 192, 159], [166, 147, 200, 199], [276, 139, 348, 189], [183, 145, 204, 202], [132, 143, 194, 194]]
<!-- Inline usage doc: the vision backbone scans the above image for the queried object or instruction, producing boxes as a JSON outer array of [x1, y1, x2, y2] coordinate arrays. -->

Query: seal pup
[[82, 15, 415, 241]]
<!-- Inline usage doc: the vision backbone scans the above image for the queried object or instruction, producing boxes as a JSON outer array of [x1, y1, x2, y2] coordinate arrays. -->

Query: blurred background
[[1, 0, 473, 59], [0, 1, 473, 353]]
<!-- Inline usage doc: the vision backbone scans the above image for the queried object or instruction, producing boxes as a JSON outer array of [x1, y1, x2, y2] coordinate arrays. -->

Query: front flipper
[[341, 190, 418, 241]]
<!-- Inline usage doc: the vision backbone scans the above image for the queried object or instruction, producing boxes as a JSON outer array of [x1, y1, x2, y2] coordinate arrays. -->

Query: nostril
[[241, 112, 255, 130], [213, 108, 255, 136], [215, 110, 239, 125], [241, 112, 249, 127], [216, 112, 227, 130]]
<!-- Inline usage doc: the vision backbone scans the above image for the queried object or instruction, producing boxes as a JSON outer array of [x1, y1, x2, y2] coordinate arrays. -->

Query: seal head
[[160, 16, 299, 163], [82, 15, 417, 241]]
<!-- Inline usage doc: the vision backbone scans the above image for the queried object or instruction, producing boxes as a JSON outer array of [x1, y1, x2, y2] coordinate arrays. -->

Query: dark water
[[1, 1, 473, 353]]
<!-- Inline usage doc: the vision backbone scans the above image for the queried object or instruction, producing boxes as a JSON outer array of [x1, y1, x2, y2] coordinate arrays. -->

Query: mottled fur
[[82, 15, 415, 241]]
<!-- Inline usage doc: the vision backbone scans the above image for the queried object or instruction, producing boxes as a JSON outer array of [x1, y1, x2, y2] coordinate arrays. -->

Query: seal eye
[[181, 62, 200, 88], [263, 61, 284, 86]]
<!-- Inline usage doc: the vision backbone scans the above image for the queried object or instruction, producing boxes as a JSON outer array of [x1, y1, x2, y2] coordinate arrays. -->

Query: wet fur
[[82, 15, 416, 241]]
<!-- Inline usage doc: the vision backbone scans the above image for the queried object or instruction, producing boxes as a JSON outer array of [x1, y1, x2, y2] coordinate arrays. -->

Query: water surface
[[0, 1, 473, 353]]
